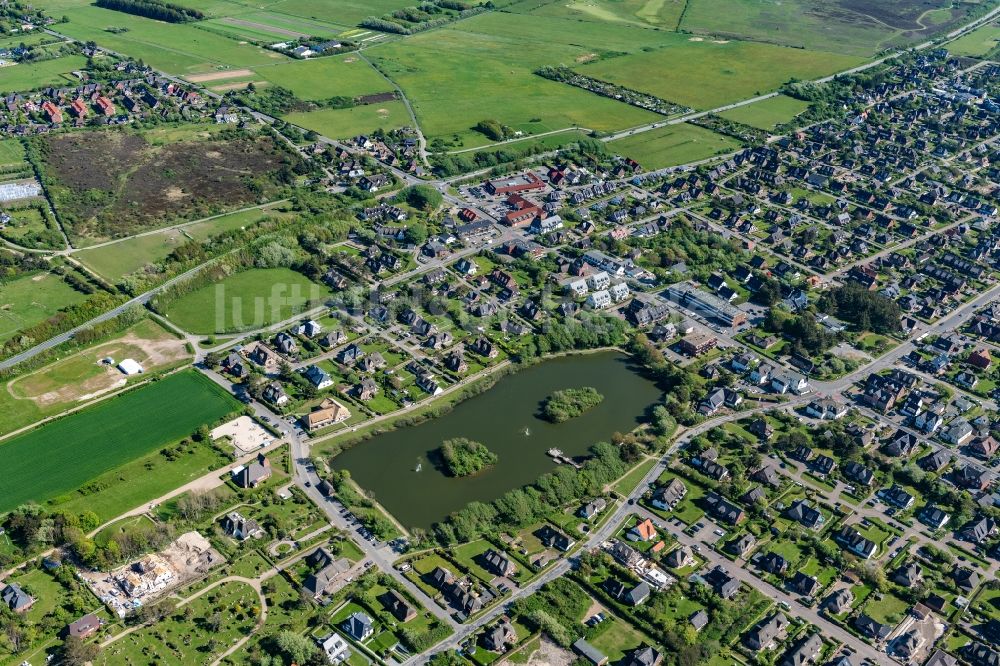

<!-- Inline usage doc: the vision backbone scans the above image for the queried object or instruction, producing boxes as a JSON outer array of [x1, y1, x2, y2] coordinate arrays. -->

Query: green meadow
[[718, 94, 811, 129], [256, 55, 392, 100], [0, 370, 239, 514], [76, 206, 283, 282], [607, 123, 743, 169], [947, 22, 1000, 56], [365, 12, 661, 147], [285, 100, 412, 138], [0, 272, 88, 343], [0, 55, 89, 93], [581, 37, 862, 110], [163, 267, 331, 334], [55, 3, 289, 75]]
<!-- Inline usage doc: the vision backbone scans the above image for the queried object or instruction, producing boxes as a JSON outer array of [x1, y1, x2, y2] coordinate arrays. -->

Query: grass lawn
[[607, 123, 743, 169], [0, 139, 26, 166], [864, 592, 909, 626], [0, 55, 90, 92], [581, 38, 862, 110], [613, 458, 657, 496], [254, 55, 391, 100], [0, 272, 88, 343], [12, 568, 67, 623], [163, 267, 331, 334], [285, 101, 412, 139], [0, 370, 239, 514], [947, 22, 1000, 56], [587, 616, 652, 662], [718, 95, 810, 129], [76, 206, 281, 282], [450, 539, 497, 584]]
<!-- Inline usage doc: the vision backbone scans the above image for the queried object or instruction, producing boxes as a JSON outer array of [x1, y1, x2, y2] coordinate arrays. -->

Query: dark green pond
[[332, 351, 663, 529]]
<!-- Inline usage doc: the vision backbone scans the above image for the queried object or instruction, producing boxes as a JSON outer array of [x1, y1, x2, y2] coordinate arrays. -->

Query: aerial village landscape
[[1, 0, 1000, 665]]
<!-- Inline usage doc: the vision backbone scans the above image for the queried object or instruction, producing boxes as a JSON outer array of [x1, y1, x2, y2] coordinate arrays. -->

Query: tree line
[[95, 0, 204, 22]]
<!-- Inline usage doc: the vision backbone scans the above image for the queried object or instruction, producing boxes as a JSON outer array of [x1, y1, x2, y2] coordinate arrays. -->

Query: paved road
[[0, 257, 216, 371]]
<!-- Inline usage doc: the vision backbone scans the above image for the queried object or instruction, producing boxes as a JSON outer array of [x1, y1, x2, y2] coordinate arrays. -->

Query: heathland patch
[[35, 125, 301, 245], [0, 370, 239, 513]]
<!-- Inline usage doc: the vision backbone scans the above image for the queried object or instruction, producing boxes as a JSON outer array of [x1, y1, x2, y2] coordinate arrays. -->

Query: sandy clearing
[[501, 637, 573, 666], [187, 69, 254, 83], [9, 326, 190, 407]]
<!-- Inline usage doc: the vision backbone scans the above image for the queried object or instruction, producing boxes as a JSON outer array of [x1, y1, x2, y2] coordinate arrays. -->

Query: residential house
[[232, 453, 271, 488], [0, 584, 34, 613], [786, 500, 824, 530], [918, 505, 950, 530], [579, 498, 607, 519], [342, 612, 374, 641], [379, 589, 417, 622], [651, 479, 686, 511], [304, 398, 351, 431], [628, 519, 657, 543], [221, 511, 263, 540], [481, 549, 517, 578], [303, 364, 333, 390], [823, 588, 853, 614], [483, 621, 517, 653], [744, 613, 790, 651], [262, 382, 289, 407], [67, 613, 102, 639]]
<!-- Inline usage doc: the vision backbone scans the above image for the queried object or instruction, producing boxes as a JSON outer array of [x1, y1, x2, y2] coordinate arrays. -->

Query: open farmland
[[580, 37, 863, 110], [0, 55, 89, 94], [162, 267, 332, 334], [284, 100, 412, 139], [253, 55, 393, 100], [510, 0, 687, 29], [0, 272, 88, 343], [38, 126, 300, 246], [0, 318, 189, 437], [607, 122, 743, 168], [262, 0, 424, 28], [679, 0, 977, 56], [54, 3, 289, 75], [718, 94, 811, 129], [0, 370, 239, 513], [365, 12, 662, 148]]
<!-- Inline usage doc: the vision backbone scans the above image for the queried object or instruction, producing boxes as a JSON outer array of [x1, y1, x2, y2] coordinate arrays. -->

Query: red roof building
[[94, 95, 115, 116], [484, 171, 545, 196], [969, 348, 992, 370], [69, 98, 87, 118], [41, 100, 63, 124], [458, 208, 477, 222], [504, 206, 539, 228]]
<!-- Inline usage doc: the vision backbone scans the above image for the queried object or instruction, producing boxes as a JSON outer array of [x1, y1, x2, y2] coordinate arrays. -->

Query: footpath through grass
[[0, 370, 240, 513]]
